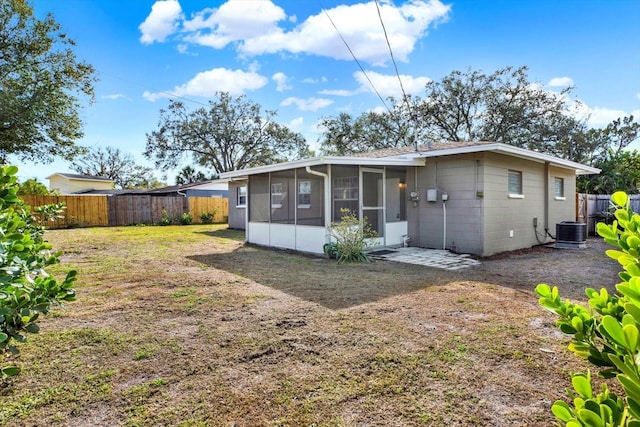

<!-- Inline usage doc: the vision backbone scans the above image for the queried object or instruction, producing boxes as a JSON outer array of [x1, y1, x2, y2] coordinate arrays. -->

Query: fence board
[[21, 195, 109, 229], [188, 197, 229, 223], [20, 194, 228, 228]]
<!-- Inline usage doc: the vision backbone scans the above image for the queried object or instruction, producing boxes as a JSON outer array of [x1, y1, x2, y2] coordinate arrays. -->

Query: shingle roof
[[349, 141, 496, 158], [47, 173, 113, 182]]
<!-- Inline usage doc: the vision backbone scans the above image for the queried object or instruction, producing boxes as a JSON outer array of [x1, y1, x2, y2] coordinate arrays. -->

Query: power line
[[374, 0, 420, 150], [374, 0, 408, 103], [323, 8, 391, 113]]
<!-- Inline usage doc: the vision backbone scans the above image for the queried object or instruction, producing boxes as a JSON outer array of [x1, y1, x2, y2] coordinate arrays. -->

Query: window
[[332, 165, 359, 221], [508, 170, 523, 197], [298, 180, 311, 207], [296, 167, 324, 226], [237, 185, 247, 207], [554, 177, 565, 200], [271, 182, 283, 208]]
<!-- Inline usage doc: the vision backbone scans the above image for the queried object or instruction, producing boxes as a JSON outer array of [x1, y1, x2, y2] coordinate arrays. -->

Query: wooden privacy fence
[[20, 195, 228, 229], [577, 193, 640, 235]]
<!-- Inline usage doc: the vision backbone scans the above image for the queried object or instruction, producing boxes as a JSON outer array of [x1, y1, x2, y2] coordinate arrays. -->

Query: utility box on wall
[[427, 188, 438, 202]]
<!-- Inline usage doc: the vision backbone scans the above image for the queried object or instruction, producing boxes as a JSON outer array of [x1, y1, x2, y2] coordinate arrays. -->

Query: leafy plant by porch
[[324, 208, 378, 263], [536, 191, 640, 426]]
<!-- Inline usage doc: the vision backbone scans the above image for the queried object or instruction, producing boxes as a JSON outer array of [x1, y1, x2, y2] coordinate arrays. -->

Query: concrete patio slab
[[369, 247, 481, 270]]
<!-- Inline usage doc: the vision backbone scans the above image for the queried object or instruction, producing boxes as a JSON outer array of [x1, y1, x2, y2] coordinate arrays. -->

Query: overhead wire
[[373, 0, 420, 150], [322, 8, 391, 113]]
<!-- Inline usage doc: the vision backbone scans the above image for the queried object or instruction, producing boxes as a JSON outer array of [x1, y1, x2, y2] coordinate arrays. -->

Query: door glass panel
[[362, 170, 384, 237], [362, 171, 383, 207]]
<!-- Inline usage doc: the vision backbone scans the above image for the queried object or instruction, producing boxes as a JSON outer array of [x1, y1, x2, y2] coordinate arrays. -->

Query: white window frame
[[554, 177, 566, 200], [237, 185, 247, 208], [297, 180, 311, 208], [271, 182, 283, 208], [507, 170, 524, 199]]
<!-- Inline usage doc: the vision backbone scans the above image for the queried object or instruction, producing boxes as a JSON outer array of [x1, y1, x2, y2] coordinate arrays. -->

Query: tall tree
[[175, 166, 215, 185], [144, 92, 311, 173], [576, 116, 640, 194], [418, 66, 578, 150], [319, 97, 418, 156], [0, 0, 97, 164], [17, 178, 49, 195], [70, 146, 159, 189], [319, 66, 586, 157]]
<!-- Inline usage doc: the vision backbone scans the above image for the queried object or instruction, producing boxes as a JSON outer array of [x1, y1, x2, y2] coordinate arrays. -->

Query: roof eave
[[219, 156, 426, 179], [416, 143, 600, 175]]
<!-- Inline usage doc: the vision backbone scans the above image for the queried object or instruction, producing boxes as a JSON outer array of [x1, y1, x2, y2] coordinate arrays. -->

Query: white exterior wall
[[246, 222, 326, 254]]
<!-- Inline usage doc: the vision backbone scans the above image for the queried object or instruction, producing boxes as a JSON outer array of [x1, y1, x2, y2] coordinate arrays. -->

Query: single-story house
[[71, 180, 229, 197], [47, 173, 114, 194], [148, 180, 229, 198], [219, 141, 600, 257]]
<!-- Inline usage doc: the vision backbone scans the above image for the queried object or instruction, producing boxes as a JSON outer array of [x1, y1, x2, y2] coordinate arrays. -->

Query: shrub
[[200, 211, 215, 224], [179, 212, 193, 225], [325, 208, 378, 263], [536, 191, 640, 426], [159, 209, 172, 226], [0, 166, 76, 380]]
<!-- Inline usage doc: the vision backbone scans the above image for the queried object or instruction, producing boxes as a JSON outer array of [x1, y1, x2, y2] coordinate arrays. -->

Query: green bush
[[324, 209, 378, 263], [200, 211, 215, 224], [537, 191, 640, 426], [179, 212, 193, 225], [159, 209, 172, 226], [0, 165, 76, 380]]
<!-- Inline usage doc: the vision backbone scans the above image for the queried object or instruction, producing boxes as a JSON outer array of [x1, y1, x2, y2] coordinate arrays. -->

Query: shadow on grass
[[194, 228, 245, 242], [187, 245, 455, 310]]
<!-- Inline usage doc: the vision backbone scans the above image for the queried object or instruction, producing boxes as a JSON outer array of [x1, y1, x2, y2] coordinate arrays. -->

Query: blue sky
[[15, 0, 640, 185]]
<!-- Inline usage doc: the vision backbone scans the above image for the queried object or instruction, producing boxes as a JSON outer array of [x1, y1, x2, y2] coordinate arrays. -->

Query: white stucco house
[[219, 141, 599, 257]]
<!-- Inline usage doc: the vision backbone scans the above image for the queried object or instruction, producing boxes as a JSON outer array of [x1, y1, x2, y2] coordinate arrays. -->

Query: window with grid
[[237, 185, 247, 207], [271, 182, 283, 208], [508, 170, 522, 195], [554, 177, 565, 198], [298, 180, 311, 207]]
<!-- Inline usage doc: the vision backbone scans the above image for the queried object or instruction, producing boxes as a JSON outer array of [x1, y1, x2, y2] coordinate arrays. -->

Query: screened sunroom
[[225, 155, 424, 254]]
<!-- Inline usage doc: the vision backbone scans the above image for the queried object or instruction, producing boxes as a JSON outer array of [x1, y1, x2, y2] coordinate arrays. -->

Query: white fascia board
[[219, 156, 425, 179], [416, 143, 600, 176]]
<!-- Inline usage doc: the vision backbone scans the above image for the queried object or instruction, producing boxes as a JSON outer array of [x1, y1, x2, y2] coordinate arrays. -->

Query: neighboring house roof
[[46, 172, 114, 183], [219, 141, 600, 179]]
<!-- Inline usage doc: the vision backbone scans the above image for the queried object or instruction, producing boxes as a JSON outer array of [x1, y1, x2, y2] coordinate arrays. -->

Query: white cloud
[[303, 76, 328, 84], [182, 1, 287, 49], [548, 77, 574, 87], [272, 72, 292, 92], [636, 93, 640, 101], [242, 0, 450, 65], [318, 89, 359, 96], [139, 0, 183, 44], [280, 97, 334, 112], [567, 99, 632, 128], [287, 117, 304, 131], [142, 68, 268, 101], [102, 93, 131, 101], [354, 70, 431, 98], [144, 0, 450, 65]]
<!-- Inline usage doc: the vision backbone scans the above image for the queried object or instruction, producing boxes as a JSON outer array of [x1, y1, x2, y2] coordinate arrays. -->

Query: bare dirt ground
[[0, 226, 621, 426]]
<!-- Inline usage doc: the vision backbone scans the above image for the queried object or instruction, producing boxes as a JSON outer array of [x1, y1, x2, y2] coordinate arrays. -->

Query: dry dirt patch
[[0, 226, 620, 426]]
